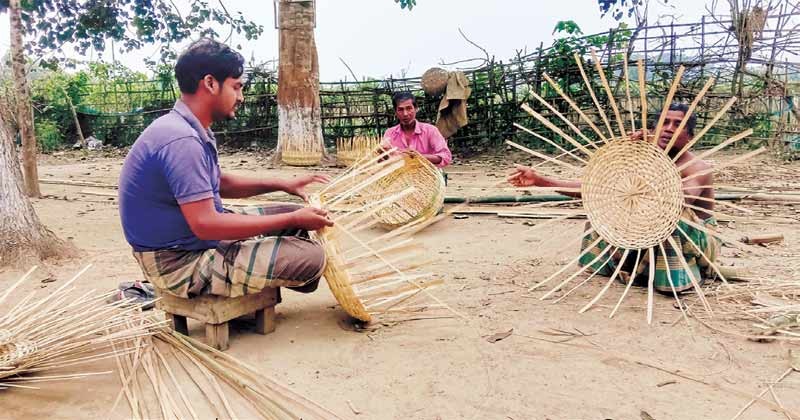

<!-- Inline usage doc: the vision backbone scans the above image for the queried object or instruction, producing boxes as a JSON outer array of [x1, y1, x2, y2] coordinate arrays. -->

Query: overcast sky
[[0, 0, 720, 81]]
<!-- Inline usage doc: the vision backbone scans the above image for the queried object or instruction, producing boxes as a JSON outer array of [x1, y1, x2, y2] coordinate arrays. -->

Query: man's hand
[[630, 130, 645, 141], [281, 174, 331, 202], [507, 164, 542, 187], [290, 207, 334, 231]]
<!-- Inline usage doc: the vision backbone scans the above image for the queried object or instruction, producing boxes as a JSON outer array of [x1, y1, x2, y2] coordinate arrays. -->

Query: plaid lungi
[[133, 203, 325, 298], [579, 209, 720, 293]]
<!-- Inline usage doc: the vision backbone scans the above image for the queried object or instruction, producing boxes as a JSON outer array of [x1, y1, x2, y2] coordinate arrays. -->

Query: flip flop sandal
[[108, 282, 157, 310]]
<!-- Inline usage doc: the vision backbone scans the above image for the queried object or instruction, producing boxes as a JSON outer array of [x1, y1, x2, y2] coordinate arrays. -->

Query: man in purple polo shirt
[[119, 39, 332, 299], [381, 91, 452, 168]]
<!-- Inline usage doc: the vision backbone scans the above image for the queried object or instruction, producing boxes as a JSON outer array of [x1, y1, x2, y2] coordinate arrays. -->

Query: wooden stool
[[155, 287, 281, 351]]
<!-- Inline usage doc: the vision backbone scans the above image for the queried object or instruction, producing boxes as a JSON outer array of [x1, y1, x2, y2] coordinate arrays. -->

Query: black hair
[[392, 91, 417, 109], [175, 38, 245, 94], [668, 102, 696, 137]]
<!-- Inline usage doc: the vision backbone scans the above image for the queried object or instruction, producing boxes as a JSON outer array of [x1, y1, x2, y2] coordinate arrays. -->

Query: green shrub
[[35, 119, 63, 152]]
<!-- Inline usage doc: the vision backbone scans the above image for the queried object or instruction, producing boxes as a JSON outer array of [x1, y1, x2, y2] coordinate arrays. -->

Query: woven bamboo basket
[[309, 151, 447, 323], [336, 136, 381, 168], [281, 148, 322, 166], [581, 137, 684, 249], [421, 67, 449, 96], [361, 150, 445, 229]]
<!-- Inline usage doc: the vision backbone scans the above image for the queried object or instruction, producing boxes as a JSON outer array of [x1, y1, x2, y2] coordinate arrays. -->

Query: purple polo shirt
[[118, 100, 223, 252]]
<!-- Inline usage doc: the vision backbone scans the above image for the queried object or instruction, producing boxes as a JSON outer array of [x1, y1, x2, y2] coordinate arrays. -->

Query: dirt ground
[[2, 148, 799, 419]]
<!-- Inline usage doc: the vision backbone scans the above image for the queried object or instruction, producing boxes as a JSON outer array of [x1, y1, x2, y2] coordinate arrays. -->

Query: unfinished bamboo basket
[[280, 135, 323, 166], [308, 150, 453, 322], [507, 48, 764, 324], [336, 136, 381, 167], [360, 150, 446, 230]]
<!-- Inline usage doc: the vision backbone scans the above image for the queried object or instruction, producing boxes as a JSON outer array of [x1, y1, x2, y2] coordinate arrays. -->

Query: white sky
[[0, 0, 719, 81]]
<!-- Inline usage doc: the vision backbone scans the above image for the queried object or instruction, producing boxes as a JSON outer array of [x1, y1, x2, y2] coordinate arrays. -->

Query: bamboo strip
[[543, 73, 608, 142], [574, 52, 615, 138], [590, 48, 627, 138], [651, 65, 686, 145]]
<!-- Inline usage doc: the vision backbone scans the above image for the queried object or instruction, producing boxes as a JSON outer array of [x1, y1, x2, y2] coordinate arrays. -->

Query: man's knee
[[272, 238, 326, 284]]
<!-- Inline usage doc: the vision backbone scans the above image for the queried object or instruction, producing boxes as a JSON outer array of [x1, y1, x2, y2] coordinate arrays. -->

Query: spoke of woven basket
[[637, 59, 648, 137], [542, 74, 609, 143], [573, 52, 614, 139], [657, 243, 692, 327], [663, 77, 716, 155], [674, 224, 729, 286], [622, 50, 636, 134], [350, 259, 437, 286], [336, 187, 415, 230], [646, 247, 656, 324], [672, 96, 737, 162], [318, 148, 398, 195], [528, 91, 600, 150], [324, 160, 406, 209], [0, 266, 37, 307], [344, 236, 415, 261], [682, 202, 740, 223], [552, 253, 617, 305], [529, 231, 602, 292], [521, 104, 595, 158], [355, 273, 434, 295], [683, 194, 754, 214], [347, 250, 424, 276], [580, 249, 631, 313], [666, 236, 712, 314], [336, 226, 465, 320], [543, 245, 615, 301], [651, 66, 686, 145], [676, 129, 754, 173], [363, 280, 443, 309], [682, 147, 766, 184], [590, 48, 627, 138], [506, 138, 583, 172], [609, 249, 643, 318]]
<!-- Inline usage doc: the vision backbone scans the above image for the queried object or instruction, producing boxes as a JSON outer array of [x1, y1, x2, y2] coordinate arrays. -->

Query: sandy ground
[[1, 148, 799, 420]]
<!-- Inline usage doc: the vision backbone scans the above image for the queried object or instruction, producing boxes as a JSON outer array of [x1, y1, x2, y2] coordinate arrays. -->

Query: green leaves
[[10, 0, 264, 65], [395, 0, 416, 11]]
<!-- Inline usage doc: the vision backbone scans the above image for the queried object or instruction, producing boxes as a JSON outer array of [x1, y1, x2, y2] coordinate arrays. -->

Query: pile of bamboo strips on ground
[[111, 329, 343, 419], [0, 265, 162, 390]]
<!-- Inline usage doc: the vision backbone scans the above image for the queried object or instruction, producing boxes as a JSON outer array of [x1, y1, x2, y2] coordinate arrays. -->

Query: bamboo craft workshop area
[[4, 4, 800, 420]]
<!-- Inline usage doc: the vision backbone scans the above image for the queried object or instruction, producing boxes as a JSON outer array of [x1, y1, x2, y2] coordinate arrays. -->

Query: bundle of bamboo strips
[[336, 136, 381, 167], [0, 265, 163, 390], [309, 149, 457, 323], [110, 329, 343, 420]]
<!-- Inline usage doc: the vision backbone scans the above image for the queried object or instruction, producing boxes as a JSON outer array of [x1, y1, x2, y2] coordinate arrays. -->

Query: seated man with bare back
[[507, 103, 719, 293]]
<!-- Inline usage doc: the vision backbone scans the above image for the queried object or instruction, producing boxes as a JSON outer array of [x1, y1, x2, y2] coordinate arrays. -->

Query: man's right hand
[[507, 164, 541, 187], [290, 207, 334, 231]]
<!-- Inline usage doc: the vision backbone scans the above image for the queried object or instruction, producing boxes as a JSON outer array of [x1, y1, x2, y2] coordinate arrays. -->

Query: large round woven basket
[[581, 138, 684, 249], [421, 67, 449, 96], [363, 150, 445, 229], [281, 149, 322, 167]]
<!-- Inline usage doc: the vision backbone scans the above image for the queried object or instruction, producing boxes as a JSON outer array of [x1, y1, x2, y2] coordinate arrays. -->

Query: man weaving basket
[[119, 39, 333, 299], [507, 104, 719, 293]]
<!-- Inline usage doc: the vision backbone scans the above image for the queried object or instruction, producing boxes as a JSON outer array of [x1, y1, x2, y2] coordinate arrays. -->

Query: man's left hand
[[282, 174, 331, 202]]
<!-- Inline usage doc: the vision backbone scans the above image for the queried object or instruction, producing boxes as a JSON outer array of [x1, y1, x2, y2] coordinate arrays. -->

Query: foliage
[[34, 118, 61, 151], [395, 0, 417, 10], [597, 0, 646, 20], [0, 0, 263, 66]]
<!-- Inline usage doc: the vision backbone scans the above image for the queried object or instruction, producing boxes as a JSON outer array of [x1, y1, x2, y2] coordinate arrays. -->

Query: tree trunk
[[275, 0, 324, 166], [0, 111, 75, 267], [9, 0, 40, 197]]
